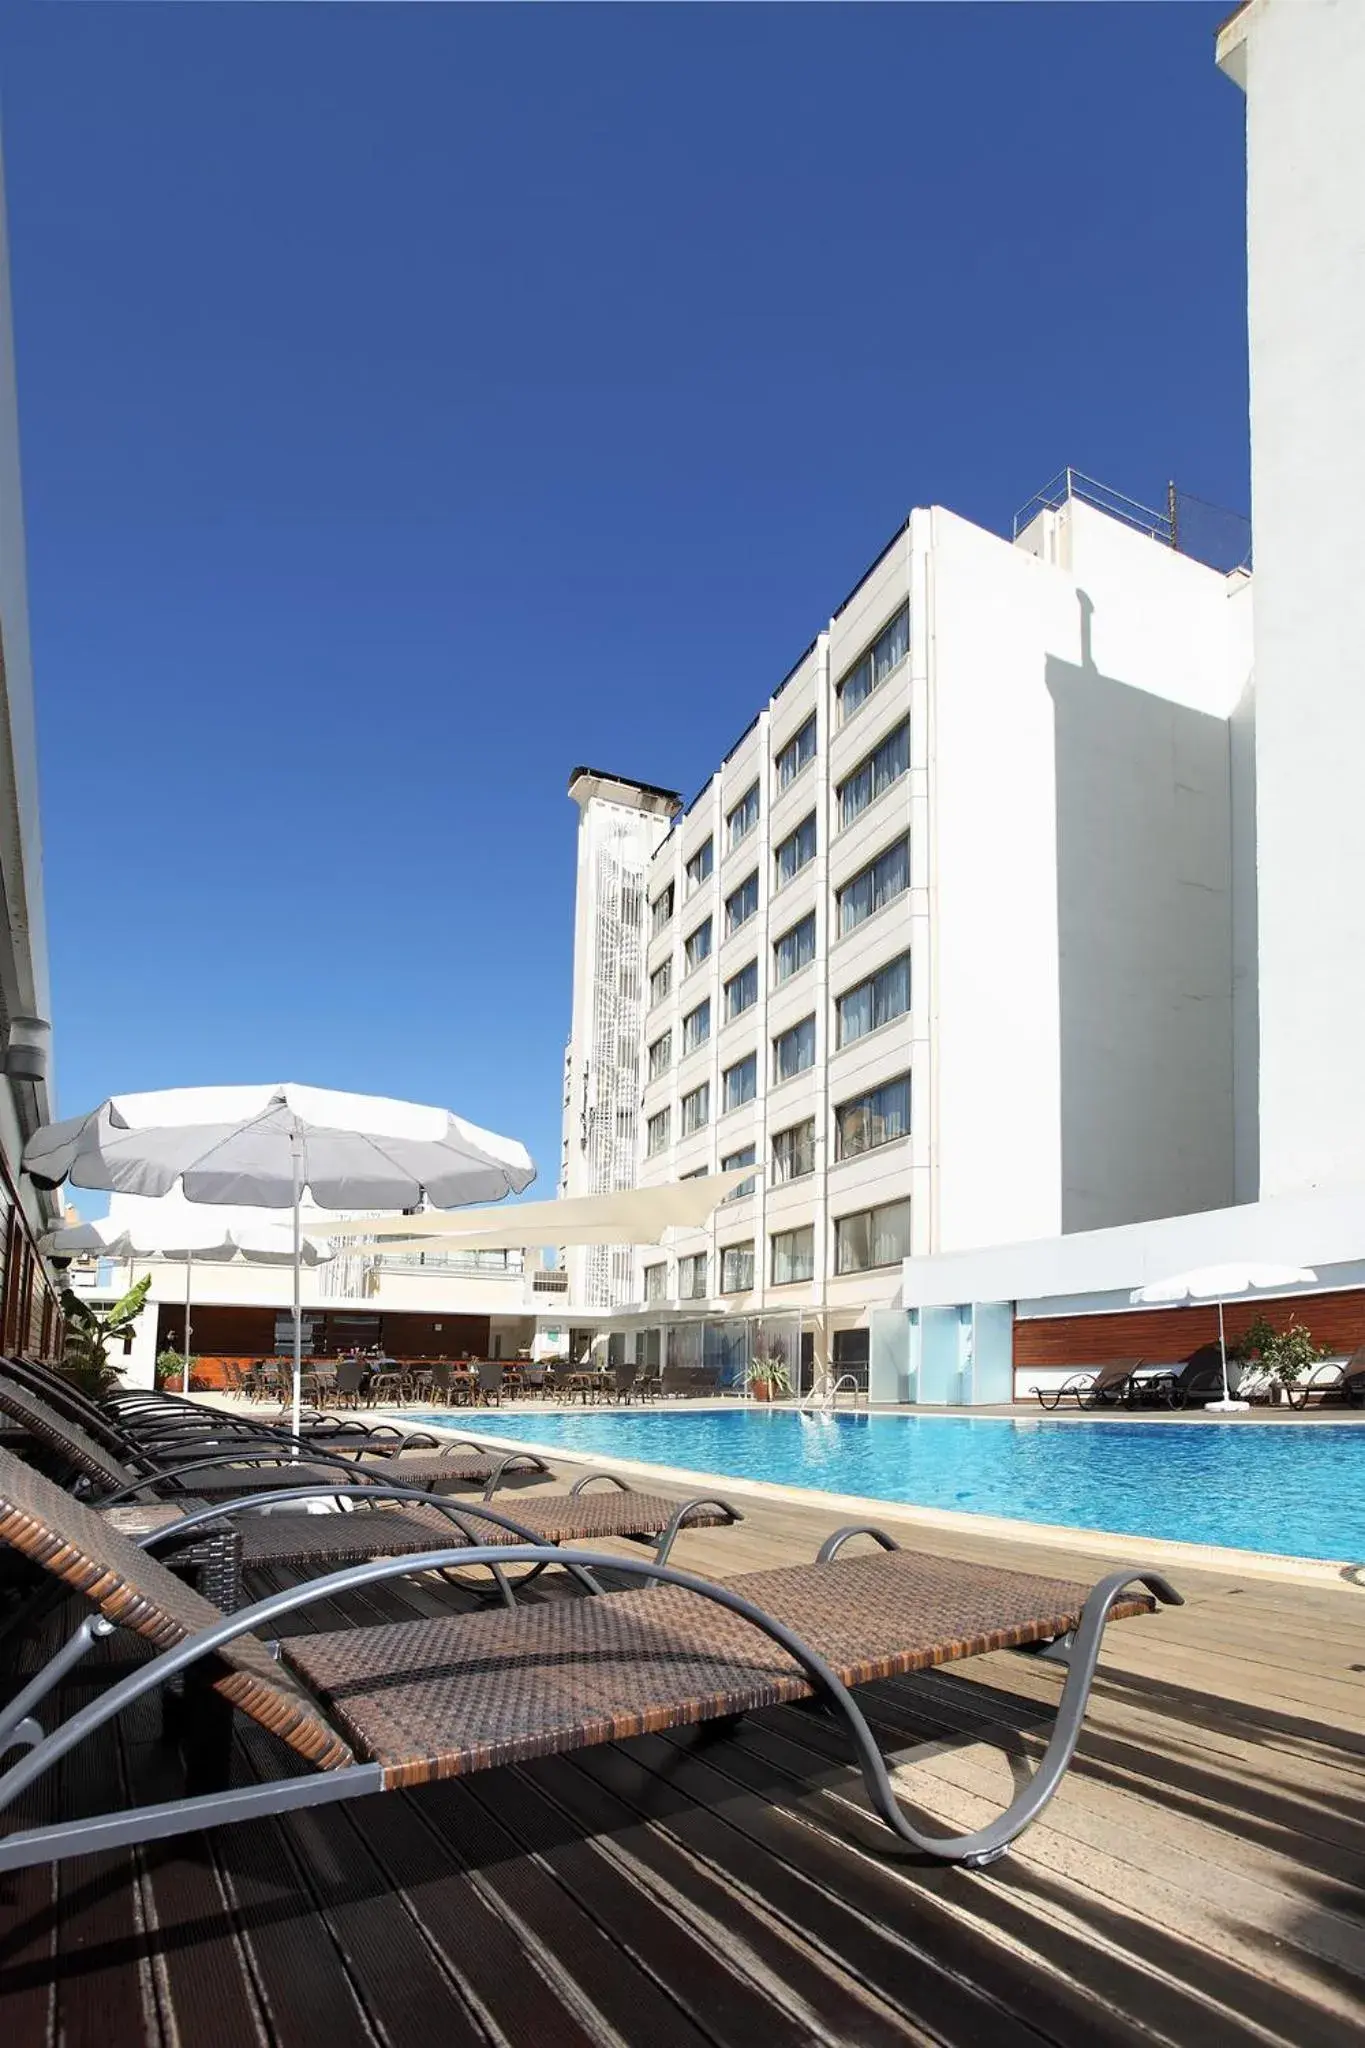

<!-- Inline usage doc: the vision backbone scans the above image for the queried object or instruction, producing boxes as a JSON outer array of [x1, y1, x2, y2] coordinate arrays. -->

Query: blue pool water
[[411, 1407, 1365, 1562]]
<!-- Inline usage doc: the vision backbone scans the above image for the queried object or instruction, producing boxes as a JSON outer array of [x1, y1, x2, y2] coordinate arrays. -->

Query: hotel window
[[651, 883, 675, 936], [647, 1030, 673, 1081], [836, 603, 909, 725], [772, 1014, 816, 1084], [721, 1143, 757, 1199], [684, 917, 713, 972], [774, 713, 816, 791], [837, 837, 909, 936], [677, 1253, 709, 1300], [726, 782, 760, 852], [771, 1224, 815, 1286], [680, 1166, 707, 1180], [649, 958, 673, 1006], [644, 1262, 668, 1303], [722, 1052, 757, 1113], [724, 959, 758, 1022], [837, 720, 910, 830], [721, 1241, 755, 1292], [646, 1107, 671, 1157], [681, 1083, 710, 1135], [834, 1074, 911, 1160], [771, 1118, 815, 1183], [773, 911, 816, 987], [682, 999, 711, 1054], [836, 953, 910, 1048], [724, 871, 758, 938], [685, 838, 714, 896], [835, 1198, 912, 1274], [773, 812, 816, 891]]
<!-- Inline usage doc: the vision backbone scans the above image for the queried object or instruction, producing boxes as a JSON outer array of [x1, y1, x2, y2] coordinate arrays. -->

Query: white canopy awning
[[310, 1172, 755, 1253]]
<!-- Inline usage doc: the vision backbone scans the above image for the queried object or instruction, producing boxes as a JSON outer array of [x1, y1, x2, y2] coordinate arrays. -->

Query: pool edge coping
[[374, 1410, 1365, 1592]]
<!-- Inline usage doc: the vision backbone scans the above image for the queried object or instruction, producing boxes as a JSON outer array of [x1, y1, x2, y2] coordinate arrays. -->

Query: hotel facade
[[562, 484, 1253, 1390]]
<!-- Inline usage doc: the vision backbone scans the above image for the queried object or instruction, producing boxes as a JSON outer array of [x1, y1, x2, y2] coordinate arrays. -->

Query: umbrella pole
[[291, 1131, 303, 1451], [182, 1252, 193, 1396], [1219, 1297, 1230, 1403]]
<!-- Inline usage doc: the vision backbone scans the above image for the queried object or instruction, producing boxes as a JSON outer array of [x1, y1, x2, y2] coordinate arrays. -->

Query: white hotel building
[[562, 482, 1252, 1391]]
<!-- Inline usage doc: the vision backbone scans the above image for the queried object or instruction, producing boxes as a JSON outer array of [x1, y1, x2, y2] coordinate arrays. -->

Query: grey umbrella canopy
[[25, 1083, 535, 1435]]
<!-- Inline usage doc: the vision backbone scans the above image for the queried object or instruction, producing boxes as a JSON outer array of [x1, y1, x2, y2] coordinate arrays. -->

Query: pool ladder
[[801, 1373, 865, 1413]]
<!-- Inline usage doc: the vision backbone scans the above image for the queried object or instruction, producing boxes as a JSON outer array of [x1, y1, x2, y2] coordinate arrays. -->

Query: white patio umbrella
[[43, 1197, 337, 1395], [25, 1083, 535, 1439], [1129, 1262, 1318, 1412]]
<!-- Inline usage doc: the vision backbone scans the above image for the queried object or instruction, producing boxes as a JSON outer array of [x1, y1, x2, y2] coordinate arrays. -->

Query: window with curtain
[[771, 1225, 815, 1285], [772, 1014, 816, 1083], [834, 1198, 912, 1274], [651, 884, 675, 936], [683, 918, 713, 972], [774, 714, 816, 791], [722, 1053, 757, 1112], [682, 1000, 711, 1054], [721, 1242, 755, 1292], [646, 1108, 671, 1156], [836, 837, 909, 936], [834, 1074, 911, 1159], [726, 782, 760, 851], [721, 1144, 757, 1198], [835, 603, 909, 725], [773, 811, 816, 890], [771, 1118, 815, 1183], [837, 720, 910, 830], [773, 912, 816, 986], [677, 1253, 709, 1300], [647, 1031, 673, 1080], [681, 1083, 710, 1135], [835, 952, 911, 1047], [724, 870, 759, 936], [644, 1263, 668, 1302], [684, 838, 713, 896], [724, 959, 758, 1021], [649, 958, 672, 1006]]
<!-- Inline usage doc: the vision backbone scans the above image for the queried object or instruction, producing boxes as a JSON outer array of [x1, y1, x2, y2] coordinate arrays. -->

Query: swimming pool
[[409, 1406, 1365, 1562]]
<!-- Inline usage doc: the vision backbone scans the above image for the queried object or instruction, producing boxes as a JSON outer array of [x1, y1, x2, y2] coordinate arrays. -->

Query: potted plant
[[58, 1274, 152, 1400], [1234, 1313, 1328, 1403], [744, 1339, 792, 1403]]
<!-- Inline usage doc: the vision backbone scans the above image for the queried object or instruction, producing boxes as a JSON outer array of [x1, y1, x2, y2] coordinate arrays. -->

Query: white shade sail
[[24, 1082, 535, 1211], [308, 1171, 757, 1253]]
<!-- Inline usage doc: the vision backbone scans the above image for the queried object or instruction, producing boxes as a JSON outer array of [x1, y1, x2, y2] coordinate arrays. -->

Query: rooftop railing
[[1014, 467, 1252, 575]]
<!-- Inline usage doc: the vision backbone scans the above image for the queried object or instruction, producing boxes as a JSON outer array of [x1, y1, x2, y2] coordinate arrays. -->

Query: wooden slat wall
[[1013, 1284, 1365, 1367], [155, 1303, 493, 1361]]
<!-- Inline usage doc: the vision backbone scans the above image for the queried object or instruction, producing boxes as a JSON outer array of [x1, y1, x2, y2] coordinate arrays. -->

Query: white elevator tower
[[561, 768, 682, 1309]]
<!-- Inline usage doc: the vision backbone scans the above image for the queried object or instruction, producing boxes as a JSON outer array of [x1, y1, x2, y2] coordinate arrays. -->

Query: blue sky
[[0, 2, 1246, 1198]]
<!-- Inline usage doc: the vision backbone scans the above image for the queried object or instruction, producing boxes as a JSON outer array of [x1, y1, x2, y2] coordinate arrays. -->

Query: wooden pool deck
[[4, 1456, 1364, 2047]]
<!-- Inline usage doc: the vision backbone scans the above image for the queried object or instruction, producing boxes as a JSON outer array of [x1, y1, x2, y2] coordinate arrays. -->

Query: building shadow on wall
[[1047, 597, 1235, 1232]]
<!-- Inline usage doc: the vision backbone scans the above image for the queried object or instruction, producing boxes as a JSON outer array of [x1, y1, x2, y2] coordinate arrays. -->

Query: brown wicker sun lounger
[[0, 1448, 1178, 1875], [103, 1474, 742, 1610], [1035, 1358, 1142, 1411], [1289, 1344, 1365, 1409], [0, 1377, 547, 1506]]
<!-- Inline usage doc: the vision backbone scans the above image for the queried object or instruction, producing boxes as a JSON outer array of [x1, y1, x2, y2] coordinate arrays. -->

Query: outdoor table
[[102, 1498, 244, 1612]]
